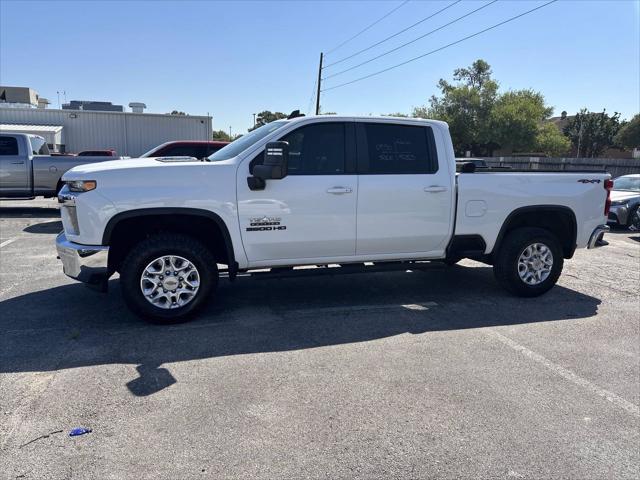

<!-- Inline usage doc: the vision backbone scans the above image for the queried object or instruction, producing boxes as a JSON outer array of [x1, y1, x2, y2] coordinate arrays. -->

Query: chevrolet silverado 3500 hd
[[56, 116, 611, 323]]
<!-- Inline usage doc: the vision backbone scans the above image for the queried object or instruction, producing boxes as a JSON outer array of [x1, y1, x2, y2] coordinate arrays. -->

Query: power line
[[321, 0, 558, 93], [323, 0, 499, 81], [325, 0, 410, 55], [324, 0, 462, 69]]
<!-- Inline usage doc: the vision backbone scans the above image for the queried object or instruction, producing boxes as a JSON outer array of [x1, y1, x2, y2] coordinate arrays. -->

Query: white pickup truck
[[56, 116, 611, 323]]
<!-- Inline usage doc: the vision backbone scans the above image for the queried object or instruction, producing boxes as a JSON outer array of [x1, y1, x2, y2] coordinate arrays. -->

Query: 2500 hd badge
[[246, 217, 287, 232]]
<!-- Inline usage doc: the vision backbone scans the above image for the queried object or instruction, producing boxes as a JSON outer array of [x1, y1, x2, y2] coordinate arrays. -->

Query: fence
[[479, 157, 640, 178]]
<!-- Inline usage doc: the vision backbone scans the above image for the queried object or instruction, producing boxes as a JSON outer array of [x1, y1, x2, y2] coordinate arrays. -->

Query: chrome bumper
[[56, 232, 110, 285], [587, 224, 610, 249]]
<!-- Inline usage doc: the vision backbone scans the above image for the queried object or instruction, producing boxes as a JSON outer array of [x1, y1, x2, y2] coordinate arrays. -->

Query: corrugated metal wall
[[0, 108, 212, 156]]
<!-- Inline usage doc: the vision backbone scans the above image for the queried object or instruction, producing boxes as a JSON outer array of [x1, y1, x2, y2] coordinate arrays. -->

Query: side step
[[219, 261, 448, 280]]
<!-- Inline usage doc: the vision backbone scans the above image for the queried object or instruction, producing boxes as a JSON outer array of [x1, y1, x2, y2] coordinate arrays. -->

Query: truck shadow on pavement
[[23, 220, 63, 234], [0, 265, 601, 396]]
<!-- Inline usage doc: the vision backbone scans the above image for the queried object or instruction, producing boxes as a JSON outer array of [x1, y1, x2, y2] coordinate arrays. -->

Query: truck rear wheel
[[493, 227, 563, 297], [120, 233, 218, 323]]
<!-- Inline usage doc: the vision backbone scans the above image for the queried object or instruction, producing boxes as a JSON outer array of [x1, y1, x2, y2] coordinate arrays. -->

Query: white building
[[0, 107, 213, 156]]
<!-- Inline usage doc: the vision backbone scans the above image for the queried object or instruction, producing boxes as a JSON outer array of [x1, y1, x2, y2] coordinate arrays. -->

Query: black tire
[[120, 233, 218, 324], [443, 257, 460, 266], [493, 227, 563, 297]]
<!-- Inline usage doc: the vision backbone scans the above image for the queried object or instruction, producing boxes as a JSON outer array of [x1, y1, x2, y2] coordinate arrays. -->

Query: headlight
[[67, 180, 97, 192]]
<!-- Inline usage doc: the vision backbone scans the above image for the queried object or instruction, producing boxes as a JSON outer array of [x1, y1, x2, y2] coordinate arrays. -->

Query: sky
[[1, 0, 638, 135]]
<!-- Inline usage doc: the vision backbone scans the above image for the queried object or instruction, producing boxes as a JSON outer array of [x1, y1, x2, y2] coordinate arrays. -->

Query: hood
[[63, 157, 202, 177], [611, 190, 640, 202]]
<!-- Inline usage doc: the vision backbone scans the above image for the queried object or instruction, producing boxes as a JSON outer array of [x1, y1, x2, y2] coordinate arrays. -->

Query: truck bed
[[455, 171, 610, 253]]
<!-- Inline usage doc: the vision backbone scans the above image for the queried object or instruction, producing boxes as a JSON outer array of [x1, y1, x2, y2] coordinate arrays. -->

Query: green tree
[[169, 110, 186, 115], [564, 109, 622, 157], [249, 110, 287, 131], [614, 114, 640, 149], [413, 59, 499, 156], [212, 130, 231, 141], [535, 122, 571, 157], [489, 90, 552, 153]]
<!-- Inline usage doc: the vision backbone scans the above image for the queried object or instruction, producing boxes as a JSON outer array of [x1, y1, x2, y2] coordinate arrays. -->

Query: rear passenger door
[[355, 122, 453, 256]]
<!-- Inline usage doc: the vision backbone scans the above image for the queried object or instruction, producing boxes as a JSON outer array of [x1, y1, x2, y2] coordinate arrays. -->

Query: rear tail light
[[604, 179, 613, 216]]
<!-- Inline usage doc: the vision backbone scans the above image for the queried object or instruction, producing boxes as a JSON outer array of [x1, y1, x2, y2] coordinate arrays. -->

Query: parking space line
[[486, 329, 640, 418], [0, 238, 17, 248], [284, 302, 438, 316]]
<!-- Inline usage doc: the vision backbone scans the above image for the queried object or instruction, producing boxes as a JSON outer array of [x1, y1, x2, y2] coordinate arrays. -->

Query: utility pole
[[253, 113, 256, 128], [576, 115, 583, 159], [229, 126, 232, 140], [315, 52, 323, 115]]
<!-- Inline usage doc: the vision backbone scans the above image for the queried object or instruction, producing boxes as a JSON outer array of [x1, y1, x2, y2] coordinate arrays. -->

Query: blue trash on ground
[[69, 427, 92, 437]]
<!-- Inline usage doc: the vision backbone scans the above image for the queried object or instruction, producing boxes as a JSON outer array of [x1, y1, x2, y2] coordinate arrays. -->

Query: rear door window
[[0, 136, 19, 155], [30, 136, 50, 155], [357, 123, 438, 174]]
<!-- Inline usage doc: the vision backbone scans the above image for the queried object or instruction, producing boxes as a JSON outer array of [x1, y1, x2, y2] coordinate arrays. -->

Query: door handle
[[11, 161, 25, 165], [326, 186, 353, 194], [424, 185, 447, 193]]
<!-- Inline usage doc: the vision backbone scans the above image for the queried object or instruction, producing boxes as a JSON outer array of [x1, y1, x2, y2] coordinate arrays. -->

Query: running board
[[219, 261, 448, 280]]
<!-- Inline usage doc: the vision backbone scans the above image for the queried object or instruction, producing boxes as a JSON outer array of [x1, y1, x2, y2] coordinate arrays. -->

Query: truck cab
[[0, 133, 49, 198]]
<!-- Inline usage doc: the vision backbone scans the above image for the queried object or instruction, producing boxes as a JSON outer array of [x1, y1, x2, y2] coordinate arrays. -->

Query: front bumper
[[56, 232, 110, 285], [587, 224, 610, 249]]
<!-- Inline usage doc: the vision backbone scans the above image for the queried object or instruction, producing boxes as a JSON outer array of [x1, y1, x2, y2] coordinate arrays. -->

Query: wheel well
[[494, 206, 577, 259], [105, 210, 233, 273]]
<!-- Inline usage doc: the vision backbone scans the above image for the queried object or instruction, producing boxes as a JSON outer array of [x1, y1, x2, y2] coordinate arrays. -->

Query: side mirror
[[253, 141, 288, 180]]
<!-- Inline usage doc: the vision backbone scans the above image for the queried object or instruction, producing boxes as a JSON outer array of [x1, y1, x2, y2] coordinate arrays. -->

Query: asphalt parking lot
[[1, 198, 639, 479]]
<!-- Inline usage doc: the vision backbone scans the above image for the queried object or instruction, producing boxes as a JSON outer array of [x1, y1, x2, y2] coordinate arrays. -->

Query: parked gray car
[[608, 174, 640, 229], [0, 133, 123, 199]]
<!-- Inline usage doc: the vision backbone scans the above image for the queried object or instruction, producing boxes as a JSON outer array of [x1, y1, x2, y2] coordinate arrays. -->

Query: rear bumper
[[587, 224, 610, 249], [56, 232, 110, 284], [607, 205, 629, 226]]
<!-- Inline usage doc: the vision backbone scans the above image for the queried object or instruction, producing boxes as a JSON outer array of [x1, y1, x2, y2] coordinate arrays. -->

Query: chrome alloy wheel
[[140, 255, 200, 309], [517, 243, 554, 285]]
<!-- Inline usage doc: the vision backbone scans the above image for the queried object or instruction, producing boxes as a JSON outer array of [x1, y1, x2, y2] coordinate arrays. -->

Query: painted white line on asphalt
[[486, 329, 640, 418], [285, 302, 438, 316], [0, 238, 17, 248]]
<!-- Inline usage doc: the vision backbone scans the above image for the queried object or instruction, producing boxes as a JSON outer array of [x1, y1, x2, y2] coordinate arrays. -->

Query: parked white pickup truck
[[56, 116, 611, 323]]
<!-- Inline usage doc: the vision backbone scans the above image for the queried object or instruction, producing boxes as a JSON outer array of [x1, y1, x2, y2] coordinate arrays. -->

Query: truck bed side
[[455, 172, 610, 253]]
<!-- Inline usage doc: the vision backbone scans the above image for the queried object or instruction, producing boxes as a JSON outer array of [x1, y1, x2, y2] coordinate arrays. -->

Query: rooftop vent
[[129, 102, 146, 113]]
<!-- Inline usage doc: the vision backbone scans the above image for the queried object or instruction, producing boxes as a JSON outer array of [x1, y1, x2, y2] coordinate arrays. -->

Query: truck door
[[237, 121, 358, 264], [0, 135, 31, 197], [355, 122, 453, 257]]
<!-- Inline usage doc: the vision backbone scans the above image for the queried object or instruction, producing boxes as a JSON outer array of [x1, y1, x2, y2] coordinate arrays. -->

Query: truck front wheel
[[493, 227, 563, 297], [120, 233, 218, 323]]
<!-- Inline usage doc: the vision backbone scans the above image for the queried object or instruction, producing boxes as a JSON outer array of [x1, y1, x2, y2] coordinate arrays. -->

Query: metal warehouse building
[[0, 108, 213, 157]]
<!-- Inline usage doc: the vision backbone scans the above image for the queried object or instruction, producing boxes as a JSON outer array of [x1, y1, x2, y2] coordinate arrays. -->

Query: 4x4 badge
[[577, 179, 601, 184]]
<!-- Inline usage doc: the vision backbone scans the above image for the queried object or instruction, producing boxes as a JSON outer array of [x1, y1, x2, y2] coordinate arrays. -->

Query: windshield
[[208, 121, 289, 161], [141, 143, 165, 158], [613, 176, 640, 192]]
